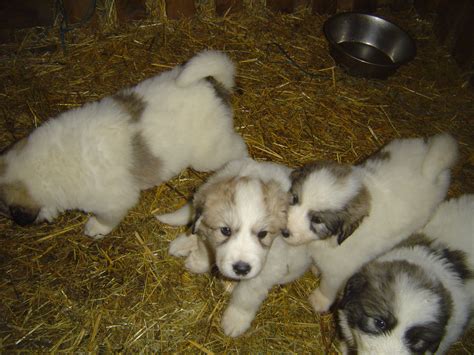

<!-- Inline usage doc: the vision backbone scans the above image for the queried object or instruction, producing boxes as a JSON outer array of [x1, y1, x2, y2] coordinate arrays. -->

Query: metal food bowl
[[323, 12, 416, 79]]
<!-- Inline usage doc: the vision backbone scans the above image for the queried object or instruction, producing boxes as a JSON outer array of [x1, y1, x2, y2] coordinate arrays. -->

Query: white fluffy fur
[[156, 158, 313, 337], [0, 50, 247, 238], [338, 195, 474, 354], [286, 134, 458, 312]]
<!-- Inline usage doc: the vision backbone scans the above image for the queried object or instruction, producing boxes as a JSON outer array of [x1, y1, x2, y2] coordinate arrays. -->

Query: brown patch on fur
[[113, 91, 146, 122], [131, 133, 162, 189], [261, 179, 289, 246], [205, 76, 231, 104], [194, 177, 238, 233], [0, 181, 40, 224], [0, 158, 6, 176], [193, 176, 287, 248]]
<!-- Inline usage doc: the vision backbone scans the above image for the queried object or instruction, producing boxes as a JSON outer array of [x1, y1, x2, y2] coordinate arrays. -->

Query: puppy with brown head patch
[[285, 134, 459, 313], [338, 195, 474, 354], [0, 50, 248, 238], [156, 158, 314, 337]]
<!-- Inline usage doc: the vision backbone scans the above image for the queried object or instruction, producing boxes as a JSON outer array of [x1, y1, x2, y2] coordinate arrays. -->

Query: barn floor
[[0, 4, 473, 353]]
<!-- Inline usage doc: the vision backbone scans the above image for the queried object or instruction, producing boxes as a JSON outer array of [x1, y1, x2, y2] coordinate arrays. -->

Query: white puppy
[[157, 158, 313, 337], [285, 134, 458, 312], [0, 50, 247, 238], [338, 195, 474, 354]]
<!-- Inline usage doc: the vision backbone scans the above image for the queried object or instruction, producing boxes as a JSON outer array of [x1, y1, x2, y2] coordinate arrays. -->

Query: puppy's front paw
[[309, 288, 332, 313], [37, 207, 58, 223], [84, 217, 113, 239], [184, 252, 211, 274], [221, 306, 254, 337], [169, 234, 197, 257]]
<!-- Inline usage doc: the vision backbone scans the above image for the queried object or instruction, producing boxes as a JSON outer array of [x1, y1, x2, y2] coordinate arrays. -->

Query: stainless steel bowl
[[323, 12, 416, 79]]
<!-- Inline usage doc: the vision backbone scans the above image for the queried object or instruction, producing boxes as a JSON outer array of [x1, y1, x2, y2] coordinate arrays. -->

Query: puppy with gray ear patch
[[285, 134, 458, 313], [338, 195, 473, 355], [156, 158, 313, 337], [0, 50, 248, 238]]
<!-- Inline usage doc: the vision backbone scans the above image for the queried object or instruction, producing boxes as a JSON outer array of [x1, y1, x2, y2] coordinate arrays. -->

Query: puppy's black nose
[[233, 261, 251, 276], [281, 228, 290, 238]]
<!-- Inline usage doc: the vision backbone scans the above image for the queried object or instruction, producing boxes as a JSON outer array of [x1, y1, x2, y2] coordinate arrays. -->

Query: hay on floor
[[0, 3, 473, 353]]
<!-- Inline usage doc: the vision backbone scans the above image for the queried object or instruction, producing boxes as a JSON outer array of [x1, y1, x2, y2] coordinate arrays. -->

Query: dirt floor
[[0, 3, 473, 353]]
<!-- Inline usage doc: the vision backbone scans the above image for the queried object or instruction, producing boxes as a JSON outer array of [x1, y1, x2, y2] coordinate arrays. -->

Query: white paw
[[37, 207, 58, 223], [84, 217, 113, 239], [184, 251, 211, 274], [169, 234, 197, 257], [309, 288, 332, 313], [221, 305, 254, 337]]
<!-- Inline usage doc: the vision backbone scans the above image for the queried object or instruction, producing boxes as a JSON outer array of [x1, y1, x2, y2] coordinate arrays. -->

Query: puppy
[[338, 195, 473, 354], [0, 50, 248, 238], [285, 134, 458, 312], [156, 158, 313, 337]]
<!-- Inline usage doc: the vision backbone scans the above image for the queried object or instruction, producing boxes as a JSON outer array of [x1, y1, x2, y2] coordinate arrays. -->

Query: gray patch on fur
[[130, 133, 162, 189], [205, 76, 231, 105], [113, 91, 146, 123], [290, 161, 352, 190], [308, 185, 370, 243]]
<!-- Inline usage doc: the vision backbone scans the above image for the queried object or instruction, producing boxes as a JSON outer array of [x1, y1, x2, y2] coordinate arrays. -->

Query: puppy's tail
[[422, 133, 458, 179], [175, 50, 235, 90], [155, 204, 192, 226]]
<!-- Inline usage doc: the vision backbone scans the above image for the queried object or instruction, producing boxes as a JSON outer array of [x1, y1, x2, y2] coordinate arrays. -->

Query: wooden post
[[337, 0, 377, 12], [452, 1, 474, 69], [267, 0, 296, 13], [215, 0, 243, 16], [63, 0, 96, 24], [165, 0, 196, 19], [116, 0, 147, 22], [312, 0, 336, 14]]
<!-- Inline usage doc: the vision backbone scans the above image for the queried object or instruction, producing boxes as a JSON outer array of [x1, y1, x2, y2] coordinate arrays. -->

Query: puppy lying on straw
[[284, 133, 458, 313], [156, 158, 314, 337], [0, 50, 247, 238], [338, 194, 474, 354]]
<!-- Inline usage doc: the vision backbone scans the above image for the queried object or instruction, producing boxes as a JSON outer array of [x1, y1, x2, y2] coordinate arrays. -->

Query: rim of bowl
[[323, 12, 417, 69]]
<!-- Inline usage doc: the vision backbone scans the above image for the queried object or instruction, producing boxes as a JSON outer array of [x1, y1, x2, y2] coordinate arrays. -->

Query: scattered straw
[[0, 3, 472, 354]]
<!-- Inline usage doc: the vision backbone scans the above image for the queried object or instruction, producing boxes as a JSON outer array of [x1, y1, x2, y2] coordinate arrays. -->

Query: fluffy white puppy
[[338, 195, 474, 354], [0, 50, 248, 238], [285, 134, 458, 312], [157, 158, 313, 337]]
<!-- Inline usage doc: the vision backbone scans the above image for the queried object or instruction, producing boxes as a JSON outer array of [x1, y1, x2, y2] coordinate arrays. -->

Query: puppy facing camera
[[0, 50, 248, 238], [285, 133, 459, 313], [156, 158, 314, 337], [338, 195, 474, 354]]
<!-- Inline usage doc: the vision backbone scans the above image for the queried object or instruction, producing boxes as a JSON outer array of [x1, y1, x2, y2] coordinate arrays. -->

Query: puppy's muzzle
[[9, 205, 39, 226], [233, 261, 251, 276]]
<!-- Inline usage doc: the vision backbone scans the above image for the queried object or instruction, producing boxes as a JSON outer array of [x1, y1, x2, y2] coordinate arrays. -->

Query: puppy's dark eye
[[311, 215, 322, 224], [290, 193, 299, 206], [257, 231, 268, 239], [220, 227, 232, 237], [374, 318, 387, 331]]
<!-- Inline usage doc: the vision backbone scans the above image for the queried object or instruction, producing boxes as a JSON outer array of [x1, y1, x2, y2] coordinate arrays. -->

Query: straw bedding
[[0, 2, 473, 353]]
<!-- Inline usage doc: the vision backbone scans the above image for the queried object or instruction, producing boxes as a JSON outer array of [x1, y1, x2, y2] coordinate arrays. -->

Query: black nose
[[232, 261, 251, 276], [281, 228, 290, 238]]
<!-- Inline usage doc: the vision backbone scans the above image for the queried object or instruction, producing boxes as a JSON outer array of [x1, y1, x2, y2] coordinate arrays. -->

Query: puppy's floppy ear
[[289, 168, 303, 183], [191, 206, 203, 235], [338, 272, 367, 309], [337, 220, 359, 245], [9, 205, 39, 226]]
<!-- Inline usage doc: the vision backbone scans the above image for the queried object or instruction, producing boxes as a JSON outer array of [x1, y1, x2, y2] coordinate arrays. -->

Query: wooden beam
[[215, 0, 244, 16], [165, 0, 196, 19]]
